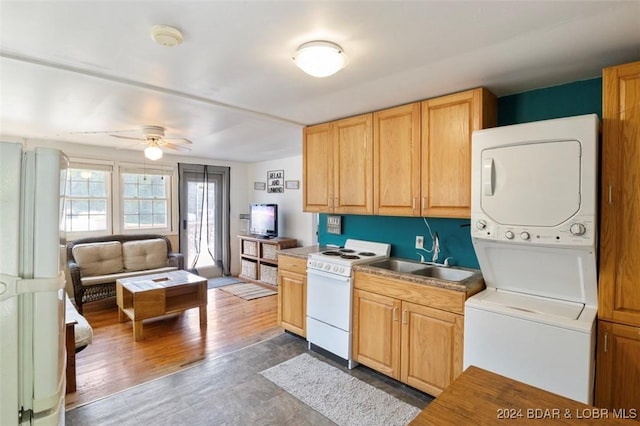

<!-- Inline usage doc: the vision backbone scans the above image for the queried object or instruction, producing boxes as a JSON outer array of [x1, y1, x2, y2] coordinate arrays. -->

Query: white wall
[[247, 155, 316, 247]]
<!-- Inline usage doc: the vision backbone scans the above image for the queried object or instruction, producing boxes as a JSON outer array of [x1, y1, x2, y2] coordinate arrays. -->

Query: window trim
[[64, 161, 113, 239], [118, 167, 173, 234], [64, 159, 178, 238]]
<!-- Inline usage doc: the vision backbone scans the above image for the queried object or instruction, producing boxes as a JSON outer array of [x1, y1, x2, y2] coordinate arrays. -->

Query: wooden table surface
[[410, 366, 636, 425]]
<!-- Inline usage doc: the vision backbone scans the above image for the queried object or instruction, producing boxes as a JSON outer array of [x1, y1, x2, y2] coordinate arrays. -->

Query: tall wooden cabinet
[[353, 271, 466, 397], [303, 113, 373, 214], [595, 61, 640, 410]]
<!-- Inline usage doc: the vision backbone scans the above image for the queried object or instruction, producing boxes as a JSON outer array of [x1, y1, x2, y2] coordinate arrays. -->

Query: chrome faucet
[[432, 232, 440, 263]]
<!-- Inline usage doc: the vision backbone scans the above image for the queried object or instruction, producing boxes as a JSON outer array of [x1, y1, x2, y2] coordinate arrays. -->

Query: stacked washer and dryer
[[464, 114, 599, 404]]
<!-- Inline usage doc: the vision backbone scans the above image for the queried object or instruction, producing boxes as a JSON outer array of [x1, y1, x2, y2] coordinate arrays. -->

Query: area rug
[[260, 353, 421, 426], [218, 282, 277, 300], [207, 276, 244, 289]]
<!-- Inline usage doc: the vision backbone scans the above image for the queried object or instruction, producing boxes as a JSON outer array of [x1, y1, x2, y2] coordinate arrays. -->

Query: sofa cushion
[[65, 293, 93, 348], [122, 238, 168, 271], [72, 241, 124, 277], [80, 266, 178, 286]]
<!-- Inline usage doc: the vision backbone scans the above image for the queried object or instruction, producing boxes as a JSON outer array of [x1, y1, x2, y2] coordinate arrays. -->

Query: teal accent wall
[[317, 77, 603, 268]]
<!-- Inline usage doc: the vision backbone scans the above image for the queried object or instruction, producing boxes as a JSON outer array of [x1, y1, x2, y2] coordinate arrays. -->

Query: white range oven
[[306, 239, 391, 368]]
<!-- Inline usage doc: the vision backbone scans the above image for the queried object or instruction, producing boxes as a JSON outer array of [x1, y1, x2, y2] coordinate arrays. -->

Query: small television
[[249, 203, 278, 239]]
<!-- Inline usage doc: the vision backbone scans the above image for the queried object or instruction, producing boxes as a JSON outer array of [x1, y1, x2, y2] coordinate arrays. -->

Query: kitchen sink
[[411, 266, 475, 281], [368, 259, 431, 274], [368, 258, 474, 282]]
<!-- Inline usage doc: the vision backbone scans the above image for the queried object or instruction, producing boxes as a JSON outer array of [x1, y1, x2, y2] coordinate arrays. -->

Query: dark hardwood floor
[[65, 286, 281, 410]]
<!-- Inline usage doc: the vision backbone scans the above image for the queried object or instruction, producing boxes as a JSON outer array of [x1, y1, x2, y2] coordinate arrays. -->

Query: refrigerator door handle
[[0, 272, 65, 302]]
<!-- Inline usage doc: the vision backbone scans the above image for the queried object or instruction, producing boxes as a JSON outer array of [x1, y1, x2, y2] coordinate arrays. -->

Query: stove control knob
[[324, 264, 331, 271], [505, 231, 514, 240], [520, 231, 531, 240], [476, 220, 487, 230], [570, 223, 586, 236]]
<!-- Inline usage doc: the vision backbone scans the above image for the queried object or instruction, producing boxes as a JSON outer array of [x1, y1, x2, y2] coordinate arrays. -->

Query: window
[[64, 167, 110, 234], [121, 171, 171, 231]]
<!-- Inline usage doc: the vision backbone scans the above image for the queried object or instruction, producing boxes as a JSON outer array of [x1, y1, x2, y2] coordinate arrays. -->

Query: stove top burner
[[340, 254, 360, 260], [358, 252, 376, 256], [322, 251, 342, 256], [339, 248, 356, 253]]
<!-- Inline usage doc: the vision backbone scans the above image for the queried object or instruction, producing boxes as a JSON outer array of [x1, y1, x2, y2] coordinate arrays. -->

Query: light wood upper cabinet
[[421, 88, 497, 218], [304, 88, 495, 218], [277, 255, 307, 337], [373, 103, 422, 216], [599, 61, 640, 326], [303, 123, 333, 213], [303, 114, 373, 214]]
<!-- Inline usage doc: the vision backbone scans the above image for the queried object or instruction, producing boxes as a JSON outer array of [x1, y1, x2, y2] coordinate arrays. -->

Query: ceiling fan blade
[[163, 137, 192, 145], [164, 142, 192, 152], [110, 134, 145, 141], [115, 141, 145, 150], [68, 129, 138, 135]]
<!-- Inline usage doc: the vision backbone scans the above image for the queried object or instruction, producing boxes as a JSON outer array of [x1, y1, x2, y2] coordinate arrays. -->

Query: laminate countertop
[[277, 247, 484, 294], [411, 366, 634, 425]]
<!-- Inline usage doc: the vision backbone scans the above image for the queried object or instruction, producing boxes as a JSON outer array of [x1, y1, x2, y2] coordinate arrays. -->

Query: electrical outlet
[[415, 235, 424, 249]]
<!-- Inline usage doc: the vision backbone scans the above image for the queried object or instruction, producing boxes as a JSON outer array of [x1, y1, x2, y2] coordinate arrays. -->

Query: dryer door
[[480, 140, 581, 227]]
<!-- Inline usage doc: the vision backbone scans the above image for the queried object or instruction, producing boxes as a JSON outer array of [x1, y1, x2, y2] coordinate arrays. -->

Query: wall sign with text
[[267, 170, 284, 193]]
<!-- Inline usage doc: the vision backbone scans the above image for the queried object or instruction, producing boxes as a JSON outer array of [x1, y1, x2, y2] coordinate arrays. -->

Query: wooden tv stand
[[238, 235, 297, 286]]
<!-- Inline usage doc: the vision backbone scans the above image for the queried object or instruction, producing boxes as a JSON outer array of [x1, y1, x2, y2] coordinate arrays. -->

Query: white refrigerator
[[0, 142, 68, 425]]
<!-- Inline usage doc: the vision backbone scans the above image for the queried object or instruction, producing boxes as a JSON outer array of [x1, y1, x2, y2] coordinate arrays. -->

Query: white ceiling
[[1, 1, 639, 163]]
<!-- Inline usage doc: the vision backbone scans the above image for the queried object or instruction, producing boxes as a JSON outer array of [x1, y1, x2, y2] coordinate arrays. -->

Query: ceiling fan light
[[294, 41, 346, 78], [144, 145, 163, 161]]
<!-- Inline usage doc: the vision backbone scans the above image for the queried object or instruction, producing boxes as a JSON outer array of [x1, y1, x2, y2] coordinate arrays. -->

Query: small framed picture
[[267, 170, 284, 193], [254, 182, 266, 190], [285, 180, 300, 190]]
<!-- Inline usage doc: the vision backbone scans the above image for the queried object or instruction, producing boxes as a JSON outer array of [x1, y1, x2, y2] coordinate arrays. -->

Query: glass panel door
[[180, 171, 223, 278]]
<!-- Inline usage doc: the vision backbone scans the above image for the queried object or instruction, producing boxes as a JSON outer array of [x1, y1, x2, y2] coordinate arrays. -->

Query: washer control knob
[[476, 220, 487, 230], [520, 231, 531, 240], [570, 223, 586, 236], [505, 231, 514, 240]]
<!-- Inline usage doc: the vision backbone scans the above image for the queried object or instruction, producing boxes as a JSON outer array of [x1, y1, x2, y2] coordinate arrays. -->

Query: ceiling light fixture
[[150, 25, 183, 47], [144, 142, 163, 161], [293, 41, 346, 78]]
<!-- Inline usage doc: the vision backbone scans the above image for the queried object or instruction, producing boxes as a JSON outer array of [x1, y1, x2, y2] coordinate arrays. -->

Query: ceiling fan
[[72, 125, 192, 160]]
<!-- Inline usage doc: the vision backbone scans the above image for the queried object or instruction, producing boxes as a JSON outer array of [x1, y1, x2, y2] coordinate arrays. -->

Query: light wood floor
[[65, 286, 281, 410]]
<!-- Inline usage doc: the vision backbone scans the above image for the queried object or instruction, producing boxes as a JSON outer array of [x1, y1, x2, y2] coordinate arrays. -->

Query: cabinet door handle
[[412, 197, 417, 211], [393, 307, 398, 321], [422, 197, 427, 212], [604, 332, 608, 353], [402, 309, 408, 324]]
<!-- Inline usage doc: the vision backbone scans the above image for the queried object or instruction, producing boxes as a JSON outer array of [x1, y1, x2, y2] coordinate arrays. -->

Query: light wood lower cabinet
[[277, 255, 306, 337], [353, 289, 401, 379], [401, 301, 463, 396], [595, 320, 640, 411], [353, 277, 465, 397]]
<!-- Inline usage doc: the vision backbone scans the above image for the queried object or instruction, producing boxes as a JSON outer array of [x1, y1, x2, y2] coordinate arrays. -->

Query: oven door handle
[[306, 268, 352, 283]]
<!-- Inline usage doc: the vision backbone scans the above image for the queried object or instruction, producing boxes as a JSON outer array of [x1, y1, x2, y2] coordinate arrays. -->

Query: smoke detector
[[151, 25, 183, 47]]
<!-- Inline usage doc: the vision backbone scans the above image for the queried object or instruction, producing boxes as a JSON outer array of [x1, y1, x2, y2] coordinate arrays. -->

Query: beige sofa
[[67, 234, 184, 313]]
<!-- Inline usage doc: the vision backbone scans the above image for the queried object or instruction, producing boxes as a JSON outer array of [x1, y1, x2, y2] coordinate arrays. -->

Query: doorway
[[178, 164, 230, 278]]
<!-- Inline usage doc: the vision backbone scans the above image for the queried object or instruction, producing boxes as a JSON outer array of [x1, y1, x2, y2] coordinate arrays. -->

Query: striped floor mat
[[218, 282, 277, 300]]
